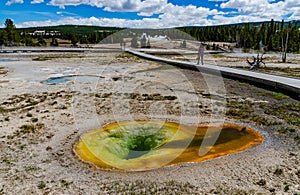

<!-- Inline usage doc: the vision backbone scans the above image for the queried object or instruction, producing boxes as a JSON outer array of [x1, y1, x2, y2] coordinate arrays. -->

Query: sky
[[0, 0, 299, 28]]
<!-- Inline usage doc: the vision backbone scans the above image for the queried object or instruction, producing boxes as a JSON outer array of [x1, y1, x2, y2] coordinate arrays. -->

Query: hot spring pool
[[0, 59, 12, 62], [44, 75, 101, 84], [74, 121, 263, 171]]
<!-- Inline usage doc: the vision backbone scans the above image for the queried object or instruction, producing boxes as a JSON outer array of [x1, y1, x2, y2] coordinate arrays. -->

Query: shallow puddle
[[0, 59, 12, 62], [74, 121, 263, 171], [44, 75, 100, 84]]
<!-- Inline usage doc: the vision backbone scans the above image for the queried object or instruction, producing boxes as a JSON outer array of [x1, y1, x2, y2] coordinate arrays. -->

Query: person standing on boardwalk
[[197, 43, 205, 65]]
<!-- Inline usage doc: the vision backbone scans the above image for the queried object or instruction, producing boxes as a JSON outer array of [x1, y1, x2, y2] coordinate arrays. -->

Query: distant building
[[33, 30, 46, 36], [27, 30, 61, 36], [46, 31, 61, 36]]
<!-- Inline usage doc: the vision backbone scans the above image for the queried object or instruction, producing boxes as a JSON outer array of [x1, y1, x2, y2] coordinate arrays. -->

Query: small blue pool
[[0, 59, 12, 62], [44, 75, 101, 84]]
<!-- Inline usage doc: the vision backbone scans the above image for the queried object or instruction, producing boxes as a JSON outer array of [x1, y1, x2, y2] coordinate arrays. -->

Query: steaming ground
[[0, 51, 299, 194]]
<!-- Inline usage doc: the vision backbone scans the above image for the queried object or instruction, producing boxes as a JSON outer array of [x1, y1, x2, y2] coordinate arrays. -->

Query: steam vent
[[74, 121, 263, 171]]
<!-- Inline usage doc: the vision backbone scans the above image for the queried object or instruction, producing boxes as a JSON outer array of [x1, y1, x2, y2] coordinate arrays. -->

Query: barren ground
[[0, 49, 299, 194]]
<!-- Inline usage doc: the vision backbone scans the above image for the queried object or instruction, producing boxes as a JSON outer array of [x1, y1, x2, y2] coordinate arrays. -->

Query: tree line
[[0, 18, 299, 53], [178, 19, 300, 53], [0, 19, 122, 46]]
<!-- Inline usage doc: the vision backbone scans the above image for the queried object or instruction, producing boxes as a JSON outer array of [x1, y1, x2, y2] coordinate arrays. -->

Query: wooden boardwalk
[[126, 49, 300, 99]]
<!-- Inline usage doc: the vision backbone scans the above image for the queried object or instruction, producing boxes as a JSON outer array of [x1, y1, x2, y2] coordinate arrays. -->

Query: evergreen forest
[[0, 18, 299, 53]]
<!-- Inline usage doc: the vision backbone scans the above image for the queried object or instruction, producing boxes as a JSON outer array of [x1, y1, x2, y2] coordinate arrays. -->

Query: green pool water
[[74, 121, 263, 171]]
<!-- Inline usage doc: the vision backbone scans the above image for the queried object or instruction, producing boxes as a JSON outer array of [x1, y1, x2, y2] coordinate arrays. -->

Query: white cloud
[[48, 0, 169, 16], [47, 0, 100, 9], [220, 0, 300, 21], [102, 0, 140, 12], [16, 17, 149, 28], [284, 0, 300, 8], [15, 5, 221, 29], [137, 0, 169, 16], [157, 4, 216, 26], [5, 0, 24, 6], [10, 0, 300, 28], [221, 0, 268, 13], [212, 14, 267, 25], [15, 15, 206, 28], [289, 10, 300, 20], [31, 0, 44, 4], [42, 0, 300, 27]]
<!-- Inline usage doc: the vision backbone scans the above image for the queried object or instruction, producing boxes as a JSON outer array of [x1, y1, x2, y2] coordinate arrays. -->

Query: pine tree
[[0, 30, 8, 45], [4, 19, 20, 46], [71, 34, 78, 46], [37, 36, 46, 46], [50, 38, 59, 46]]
